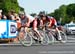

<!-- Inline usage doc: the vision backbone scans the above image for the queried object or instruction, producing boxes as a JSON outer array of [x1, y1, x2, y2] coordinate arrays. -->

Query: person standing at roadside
[[0, 10, 2, 20], [2, 15, 7, 20]]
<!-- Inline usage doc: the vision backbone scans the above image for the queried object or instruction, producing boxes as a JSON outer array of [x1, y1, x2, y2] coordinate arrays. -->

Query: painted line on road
[[0, 40, 75, 46], [67, 37, 75, 39]]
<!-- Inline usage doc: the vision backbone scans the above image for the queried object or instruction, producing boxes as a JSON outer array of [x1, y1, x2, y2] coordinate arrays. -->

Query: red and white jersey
[[48, 17, 57, 27], [40, 16, 57, 27]]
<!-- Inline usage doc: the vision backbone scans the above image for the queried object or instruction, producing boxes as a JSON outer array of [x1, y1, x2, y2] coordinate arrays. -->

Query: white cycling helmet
[[48, 16, 53, 19], [34, 15, 39, 19]]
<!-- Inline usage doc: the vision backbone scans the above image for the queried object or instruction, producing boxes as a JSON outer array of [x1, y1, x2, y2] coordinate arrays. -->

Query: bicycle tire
[[19, 32, 33, 46], [39, 30, 49, 45], [58, 31, 67, 43], [46, 30, 55, 44]]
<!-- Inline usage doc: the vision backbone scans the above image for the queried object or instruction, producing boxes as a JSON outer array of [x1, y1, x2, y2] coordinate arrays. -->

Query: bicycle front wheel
[[58, 31, 67, 43], [46, 31, 55, 44], [19, 32, 33, 46], [39, 30, 49, 45]]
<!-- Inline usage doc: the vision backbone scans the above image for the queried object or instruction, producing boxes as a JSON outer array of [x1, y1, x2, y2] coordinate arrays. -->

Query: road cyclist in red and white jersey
[[39, 14, 63, 42]]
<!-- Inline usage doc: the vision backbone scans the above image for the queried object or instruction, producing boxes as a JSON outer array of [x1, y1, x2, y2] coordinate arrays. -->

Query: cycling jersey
[[40, 16, 57, 28], [49, 17, 57, 27], [21, 14, 35, 27], [21, 16, 28, 26], [29, 18, 40, 30]]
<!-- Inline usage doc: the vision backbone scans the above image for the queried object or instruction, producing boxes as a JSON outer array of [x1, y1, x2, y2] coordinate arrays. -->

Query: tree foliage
[[66, 4, 75, 18], [0, 0, 24, 14], [48, 4, 75, 24]]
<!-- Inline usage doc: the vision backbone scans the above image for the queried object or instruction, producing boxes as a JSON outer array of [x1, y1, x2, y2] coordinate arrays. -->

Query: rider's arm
[[48, 19, 52, 27], [26, 18, 30, 27], [33, 20, 37, 30], [24, 17, 30, 27]]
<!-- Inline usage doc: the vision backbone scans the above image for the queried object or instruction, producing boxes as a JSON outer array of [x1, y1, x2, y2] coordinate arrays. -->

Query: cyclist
[[29, 15, 43, 41], [19, 12, 29, 31], [18, 12, 36, 40], [39, 14, 62, 41]]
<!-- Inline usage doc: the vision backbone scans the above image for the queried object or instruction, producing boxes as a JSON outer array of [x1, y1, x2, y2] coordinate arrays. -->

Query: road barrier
[[0, 20, 17, 43]]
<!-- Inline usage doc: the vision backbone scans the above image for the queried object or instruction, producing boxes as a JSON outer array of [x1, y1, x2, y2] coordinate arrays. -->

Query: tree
[[66, 4, 75, 20], [54, 9, 61, 20], [58, 5, 68, 24], [59, 5, 67, 18], [48, 4, 75, 24], [0, 0, 24, 14], [47, 13, 54, 17]]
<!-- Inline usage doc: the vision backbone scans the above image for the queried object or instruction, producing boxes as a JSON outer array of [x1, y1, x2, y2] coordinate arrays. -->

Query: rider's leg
[[33, 28, 43, 41], [55, 27, 62, 41], [54, 20, 62, 41], [19, 27, 25, 39], [24, 27, 28, 32]]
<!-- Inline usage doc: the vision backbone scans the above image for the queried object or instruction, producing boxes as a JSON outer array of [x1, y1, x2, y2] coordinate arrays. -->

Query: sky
[[18, 0, 75, 14]]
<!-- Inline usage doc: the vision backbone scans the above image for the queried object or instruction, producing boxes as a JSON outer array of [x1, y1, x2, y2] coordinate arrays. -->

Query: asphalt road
[[0, 43, 75, 54], [0, 35, 75, 54]]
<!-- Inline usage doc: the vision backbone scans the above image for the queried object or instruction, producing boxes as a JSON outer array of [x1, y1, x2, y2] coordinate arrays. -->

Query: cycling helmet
[[47, 16, 53, 19], [34, 15, 39, 19]]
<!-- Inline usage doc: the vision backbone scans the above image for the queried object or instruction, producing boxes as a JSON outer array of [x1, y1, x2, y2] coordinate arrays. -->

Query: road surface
[[0, 35, 75, 54]]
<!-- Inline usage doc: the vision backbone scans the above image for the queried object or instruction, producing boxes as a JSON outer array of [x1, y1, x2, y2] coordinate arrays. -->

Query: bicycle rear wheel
[[19, 32, 32, 46]]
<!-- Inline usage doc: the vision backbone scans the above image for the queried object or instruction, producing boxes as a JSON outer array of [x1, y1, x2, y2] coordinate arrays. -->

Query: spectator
[[8, 10, 16, 20], [11, 13, 21, 43], [14, 13, 21, 29], [2, 15, 7, 20], [0, 10, 2, 20]]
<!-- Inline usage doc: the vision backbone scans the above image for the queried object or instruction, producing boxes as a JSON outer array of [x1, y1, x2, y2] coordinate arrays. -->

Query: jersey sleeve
[[48, 19, 52, 26]]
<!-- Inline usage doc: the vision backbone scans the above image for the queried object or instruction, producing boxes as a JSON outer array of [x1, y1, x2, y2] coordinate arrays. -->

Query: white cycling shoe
[[40, 36, 43, 41]]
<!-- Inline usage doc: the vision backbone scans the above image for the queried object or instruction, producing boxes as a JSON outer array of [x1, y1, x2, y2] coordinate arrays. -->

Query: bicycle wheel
[[46, 30, 55, 44], [18, 32, 33, 46], [39, 30, 49, 45], [29, 30, 39, 44], [58, 31, 67, 43]]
